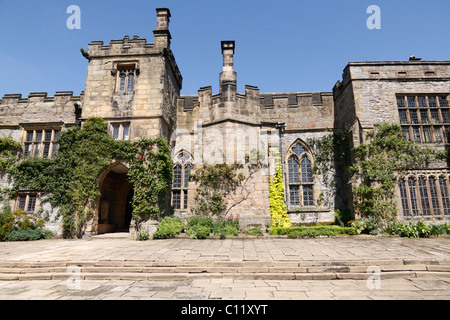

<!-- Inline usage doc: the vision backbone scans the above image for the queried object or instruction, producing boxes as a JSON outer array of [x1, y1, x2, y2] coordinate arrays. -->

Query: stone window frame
[[286, 140, 315, 208], [397, 94, 450, 145], [171, 151, 193, 211], [397, 171, 450, 218], [22, 126, 61, 159], [110, 122, 130, 141], [15, 192, 40, 215], [113, 62, 139, 95]]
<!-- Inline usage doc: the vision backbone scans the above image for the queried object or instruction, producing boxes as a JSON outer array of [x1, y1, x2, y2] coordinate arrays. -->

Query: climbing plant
[[349, 123, 446, 227], [308, 127, 351, 208], [190, 163, 245, 216], [0, 137, 21, 174], [127, 137, 173, 225], [269, 156, 291, 228], [6, 117, 172, 238]]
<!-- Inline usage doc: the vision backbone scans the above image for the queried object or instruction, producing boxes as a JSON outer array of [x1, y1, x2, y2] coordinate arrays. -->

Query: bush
[[1, 209, 48, 242], [152, 216, 184, 239], [334, 209, 352, 227], [189, 225, 211, 239], [220, 224, 239, 237], [136, 230, 149, 241], [350, 216, 380, 235], [246, 227, 262, 235], [389, 221, 449, 238], [269, 225, 356, 238], [186, 216, 213, 231], [6, 228, 49, 242], [213, 213, 240, 237]]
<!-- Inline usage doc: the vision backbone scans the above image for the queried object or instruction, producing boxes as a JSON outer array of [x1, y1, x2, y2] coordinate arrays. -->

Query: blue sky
[[0, 0, 449, 97]]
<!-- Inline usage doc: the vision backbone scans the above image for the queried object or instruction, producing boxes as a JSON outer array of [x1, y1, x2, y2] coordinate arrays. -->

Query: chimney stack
[[153, 8, 171, 49], [220, 41, 237, 95]]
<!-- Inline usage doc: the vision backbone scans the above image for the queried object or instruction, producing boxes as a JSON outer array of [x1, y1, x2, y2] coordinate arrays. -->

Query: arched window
[[172, 151, 193, 210], [287, 141, 314, 207]]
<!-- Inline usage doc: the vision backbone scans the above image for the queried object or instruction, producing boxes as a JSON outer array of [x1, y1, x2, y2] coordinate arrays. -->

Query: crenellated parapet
[[0, 91, 82, 127]]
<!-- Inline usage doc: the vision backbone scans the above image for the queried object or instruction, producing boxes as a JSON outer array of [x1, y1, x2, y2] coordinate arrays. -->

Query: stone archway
[[97, 163, 133, 234]]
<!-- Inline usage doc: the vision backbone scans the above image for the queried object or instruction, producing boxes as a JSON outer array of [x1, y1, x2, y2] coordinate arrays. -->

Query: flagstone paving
[[0, 235, 449, 300]]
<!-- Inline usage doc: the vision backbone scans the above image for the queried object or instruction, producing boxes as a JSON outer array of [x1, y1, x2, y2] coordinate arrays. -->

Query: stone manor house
[[0, 8, 449, 235]]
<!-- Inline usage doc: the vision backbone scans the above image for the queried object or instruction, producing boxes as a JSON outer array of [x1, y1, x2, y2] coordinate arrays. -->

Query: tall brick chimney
[[220, 41, 237, 97], [153, 8, 171, 49]]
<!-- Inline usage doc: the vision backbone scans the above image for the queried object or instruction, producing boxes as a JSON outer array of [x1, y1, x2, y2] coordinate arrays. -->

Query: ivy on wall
[[308, 127, 351, 209], [191, 163, 245, 216], [2, 117, 172, 238]]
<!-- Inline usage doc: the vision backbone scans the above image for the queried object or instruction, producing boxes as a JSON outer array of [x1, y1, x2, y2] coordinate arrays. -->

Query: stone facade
[[0, 8, 449, 235]]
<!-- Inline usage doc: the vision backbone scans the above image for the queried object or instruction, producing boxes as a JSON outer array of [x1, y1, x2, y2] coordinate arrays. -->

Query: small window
[[16, 194, 38, 214], [111, 123, 131, 141]]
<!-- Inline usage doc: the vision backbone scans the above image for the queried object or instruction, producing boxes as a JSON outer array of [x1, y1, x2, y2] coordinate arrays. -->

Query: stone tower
[[81, 8, 182, 141]]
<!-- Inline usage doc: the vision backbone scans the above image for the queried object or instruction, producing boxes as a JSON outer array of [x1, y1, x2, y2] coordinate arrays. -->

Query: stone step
[[0, 270, 449, 281], [0, 258, 448, 269], [0, 258, 449, 281], [1, 264, 448, 275]]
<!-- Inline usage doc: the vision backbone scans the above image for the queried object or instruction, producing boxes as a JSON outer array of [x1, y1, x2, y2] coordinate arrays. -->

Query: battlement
[[0, 91, 82, 105], [86, 8, 172, 59], [87, 35, 156, 57]]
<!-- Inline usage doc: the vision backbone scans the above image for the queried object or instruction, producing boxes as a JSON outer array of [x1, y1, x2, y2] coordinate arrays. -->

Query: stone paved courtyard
[[0, 235, 449, 300]]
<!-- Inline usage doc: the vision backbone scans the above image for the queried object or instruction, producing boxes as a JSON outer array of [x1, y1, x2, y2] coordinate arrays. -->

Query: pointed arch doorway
[[97, 163, 133, 234]]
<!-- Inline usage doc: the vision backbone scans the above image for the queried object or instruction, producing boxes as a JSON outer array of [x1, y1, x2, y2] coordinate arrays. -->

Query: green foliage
[[136, 230, 150, 241], [269, 225, 356, 238], [388, 221, 449, 238], [308, 127, 351, 208], [246, 227, 262, 235], [350, 216, 380, 235], [0, 137, 21, 174], [334, 209, 352, 227], [269, 160, 291, 228], [152, 216, 184, 239], [127, 137, 173, 224], [188, 225, 211, 239], [350, 123, 444, 227], [191, 163, 245, 216], [0, 208, 51, 242], [212, 213, 240, 238], [7, 117, 173, 238]]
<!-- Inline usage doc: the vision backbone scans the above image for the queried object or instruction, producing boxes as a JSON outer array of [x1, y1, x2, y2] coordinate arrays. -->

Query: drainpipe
[[261, 121, 287, 202]]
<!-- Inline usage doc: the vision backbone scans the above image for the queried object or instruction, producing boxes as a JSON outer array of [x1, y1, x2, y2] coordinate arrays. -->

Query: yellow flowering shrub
[[269, 162, 291, 228]]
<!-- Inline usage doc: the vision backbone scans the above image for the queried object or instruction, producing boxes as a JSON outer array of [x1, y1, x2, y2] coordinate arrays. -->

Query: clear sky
[[0, 0, 449, 97]]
